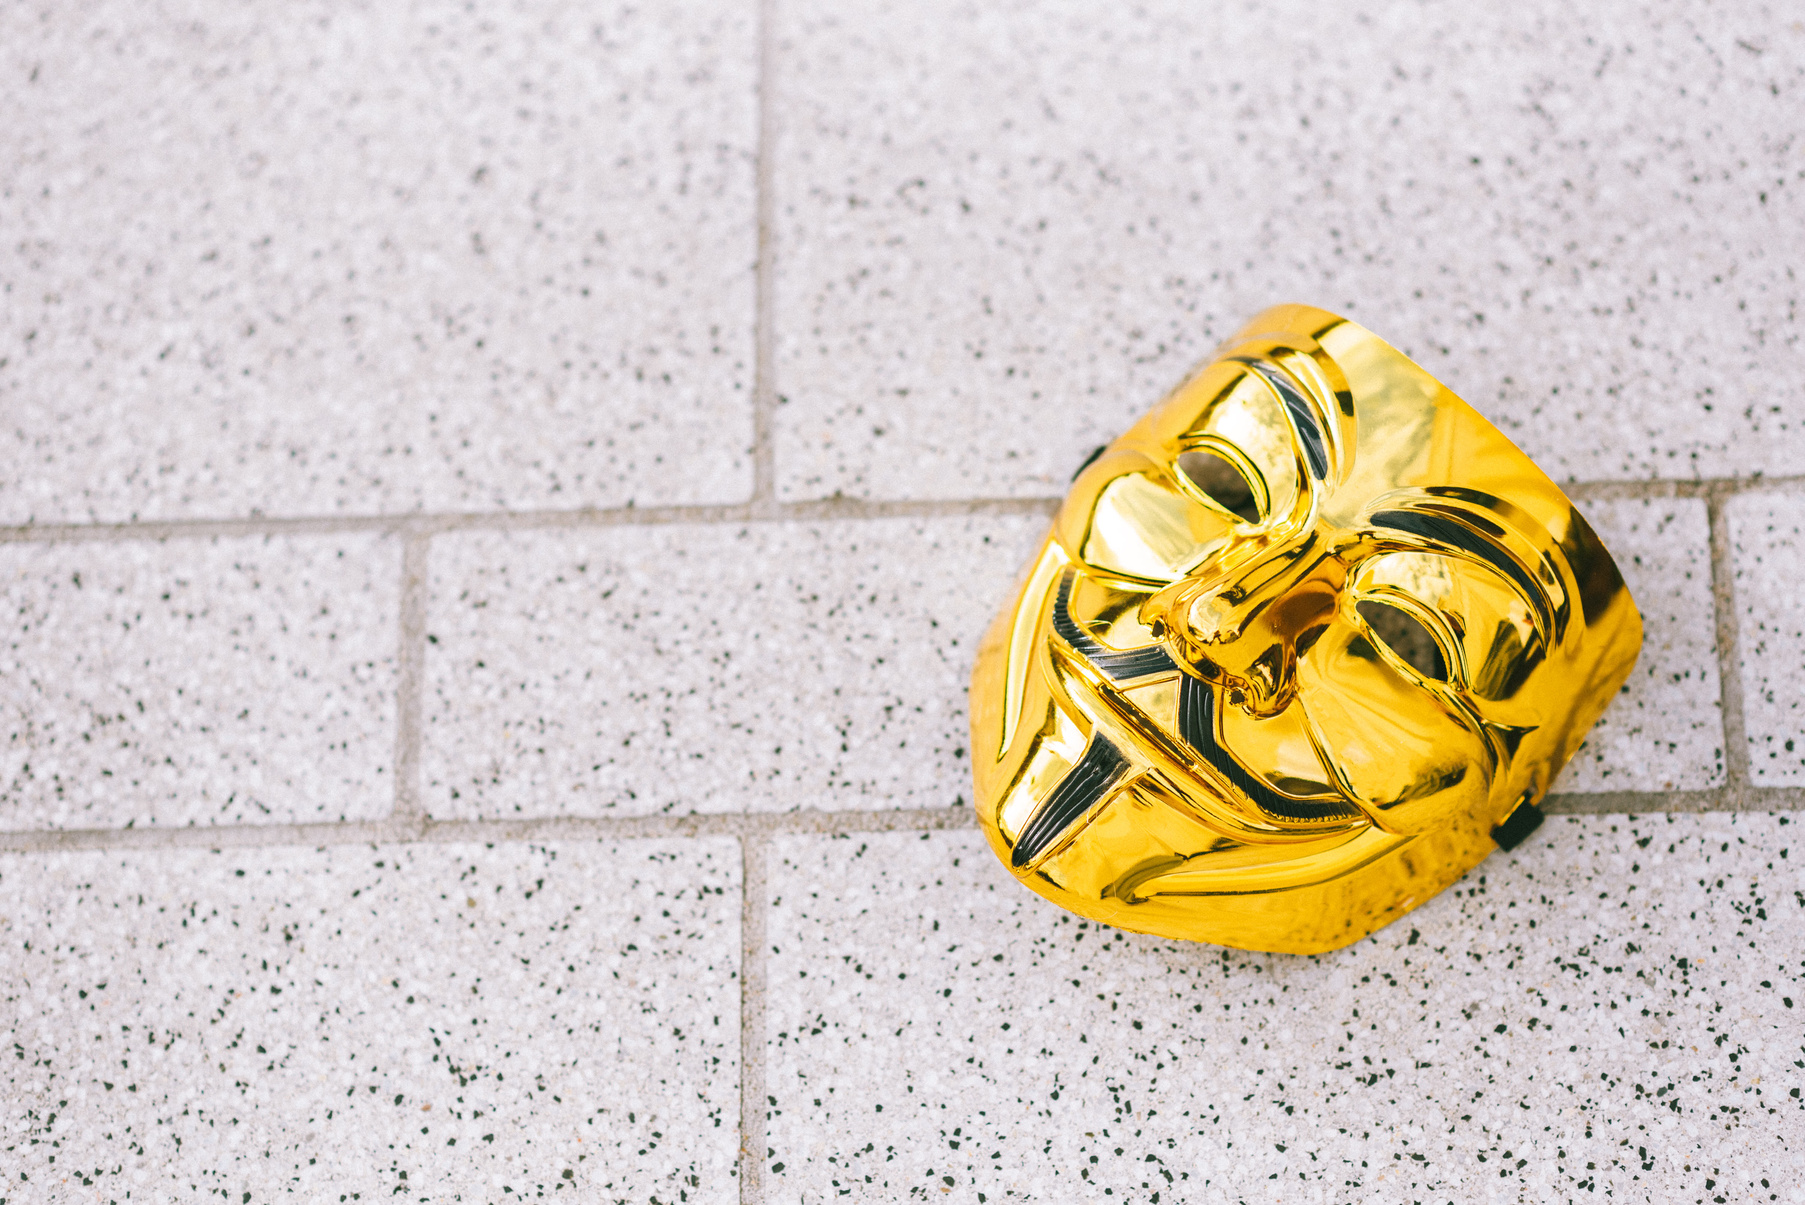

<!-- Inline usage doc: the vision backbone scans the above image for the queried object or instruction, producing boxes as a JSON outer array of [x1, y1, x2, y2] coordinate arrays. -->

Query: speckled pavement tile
[[773, 0, 1805, 501], [0, 0, 756, 523], [4, 1, 1804, 1203], [1731, 492, 1805, 787], [1, 534, 399, 831], [421, 515, 1044, 819], [0, 838, 741, 1202], [766, 817, 1803, 1203], [1558, 497, 1723, 795]]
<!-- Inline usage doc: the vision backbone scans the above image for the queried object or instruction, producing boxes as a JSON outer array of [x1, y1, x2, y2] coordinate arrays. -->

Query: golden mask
[[969, 305, 1642, 954]]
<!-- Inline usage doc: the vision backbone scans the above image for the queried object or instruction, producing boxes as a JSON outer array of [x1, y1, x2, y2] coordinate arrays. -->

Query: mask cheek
[[1056, 463, 1231, 584], [1296, 627, 1493, 834]]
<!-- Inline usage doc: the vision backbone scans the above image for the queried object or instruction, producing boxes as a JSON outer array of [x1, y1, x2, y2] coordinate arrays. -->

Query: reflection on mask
[[970, 305, 1642, 954]]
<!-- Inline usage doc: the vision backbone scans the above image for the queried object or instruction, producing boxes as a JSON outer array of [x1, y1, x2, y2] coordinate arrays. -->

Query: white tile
[[423, 515, 1046, 818], [1729, 492, 1805, 784], [1559, 498, 1723, 793], [0, 0, 756, 522], [0, 838, 741, 1201], [774, 0, 1805, 500], [1, 534, 399, 829], [768, 818, 1803, 1202]]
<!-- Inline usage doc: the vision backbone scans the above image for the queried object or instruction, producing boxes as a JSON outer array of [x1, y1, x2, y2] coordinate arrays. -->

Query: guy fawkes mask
[[970, 305, 1642, 953]]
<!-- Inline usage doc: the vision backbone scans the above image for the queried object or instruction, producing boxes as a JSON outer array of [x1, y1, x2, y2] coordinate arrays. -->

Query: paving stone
[[1729, 492, 1805, 785], [0, 838, 740, 1201], [767, 818, 1804, 1203], [1559, 497, 1723, 794], [0, 0, 756, 523], [0, 534, 399, 830], [773, 0, 1805, 501], [423, 514, 1045, 818]]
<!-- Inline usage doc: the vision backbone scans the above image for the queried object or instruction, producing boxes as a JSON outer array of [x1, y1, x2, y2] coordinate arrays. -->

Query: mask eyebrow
[[1370, 509, 1553, 634], [1232, 358, 1328, 481]]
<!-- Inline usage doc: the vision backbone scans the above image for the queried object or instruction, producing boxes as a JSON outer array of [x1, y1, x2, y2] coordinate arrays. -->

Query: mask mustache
[[1014, 571, 1359, 869]]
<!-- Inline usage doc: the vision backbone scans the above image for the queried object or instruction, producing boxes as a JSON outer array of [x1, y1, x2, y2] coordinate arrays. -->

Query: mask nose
[[1146, 532, 1344, 718]]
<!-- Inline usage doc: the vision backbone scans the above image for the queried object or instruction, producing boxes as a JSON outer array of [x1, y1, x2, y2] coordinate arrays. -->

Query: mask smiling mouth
[[1037, 568, 1359, 855]]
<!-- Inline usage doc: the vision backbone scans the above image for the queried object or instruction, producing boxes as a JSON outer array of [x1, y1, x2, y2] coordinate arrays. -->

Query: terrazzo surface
[[766, 818, 1802, 1203], [1561, 497, 1723, 795], [1731, 493, 1805, 786], [772, 0, 1805, 501], [0, 839, 742, 1202], [1, 0, 758, 522], [421, 516, 1043, 819], [1, 0, 1801, 1201], [1, 534, 401, 831]]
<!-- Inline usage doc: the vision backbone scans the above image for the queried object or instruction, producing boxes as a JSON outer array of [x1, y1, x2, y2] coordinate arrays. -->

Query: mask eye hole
[[1176, 449, 1261, 524], [1356, 600, 1448, 681]]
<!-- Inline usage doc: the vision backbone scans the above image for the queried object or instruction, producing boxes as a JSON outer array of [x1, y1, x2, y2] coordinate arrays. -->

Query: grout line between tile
[[738, 831, 769, 1205], [1705, 487, 1752, 806], [740, 1, 777, 1193], [1564, 474, 1805, 501], [1541, 788, 1737, 814], [0, 787, 1797, 857], [747, 0, 779, 520], [1563, 479, 1702, 502], [0, 496, 1058, 545], [390, 531, 432, 833], [2, 475, 1801, 546]]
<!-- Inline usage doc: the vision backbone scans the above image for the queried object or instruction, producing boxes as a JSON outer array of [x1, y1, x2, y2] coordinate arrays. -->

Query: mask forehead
[[1309, 317, 1575, 547], [971, 304, 1643, 954]]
